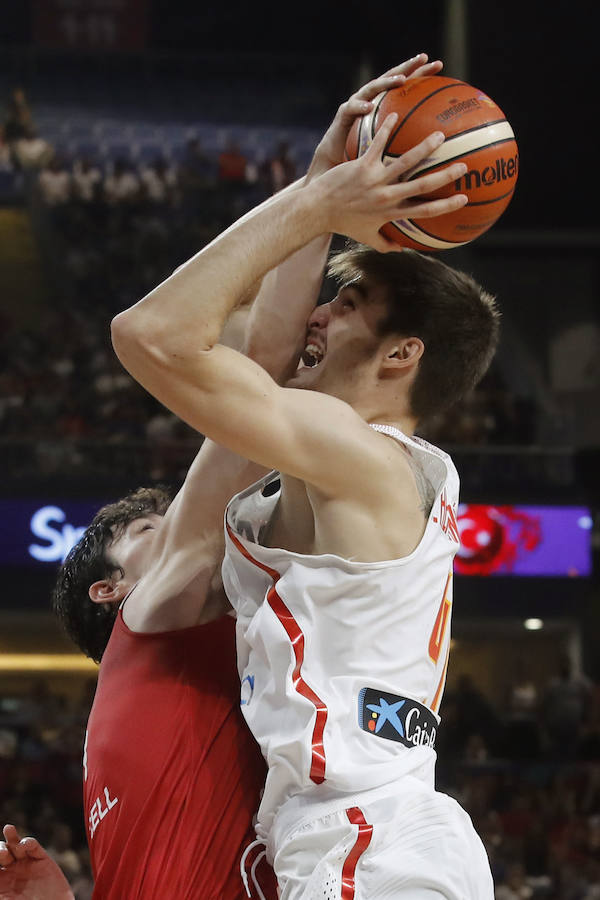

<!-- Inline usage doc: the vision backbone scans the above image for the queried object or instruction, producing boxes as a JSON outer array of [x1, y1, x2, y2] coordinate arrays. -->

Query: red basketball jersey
[[83, 611, 271, 899]]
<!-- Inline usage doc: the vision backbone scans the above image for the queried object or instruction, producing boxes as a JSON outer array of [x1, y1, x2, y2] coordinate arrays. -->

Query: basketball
[[345, 75, 518, 251]]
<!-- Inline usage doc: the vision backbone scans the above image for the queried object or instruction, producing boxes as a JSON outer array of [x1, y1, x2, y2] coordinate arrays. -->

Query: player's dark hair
[[52, 486, 172, 663], [327, 245, 500, 423]]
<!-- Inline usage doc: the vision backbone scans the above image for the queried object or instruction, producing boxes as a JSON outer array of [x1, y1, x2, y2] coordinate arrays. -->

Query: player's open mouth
[[301, 342, 325, 368]]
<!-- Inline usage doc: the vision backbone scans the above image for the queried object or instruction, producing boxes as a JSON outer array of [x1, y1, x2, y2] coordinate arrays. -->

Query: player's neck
[[367, 413, 417, 438], [331, 368, 417, 437], [348, 388, 417, 438]]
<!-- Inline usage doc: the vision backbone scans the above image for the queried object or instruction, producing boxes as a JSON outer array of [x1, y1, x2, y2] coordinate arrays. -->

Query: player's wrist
[[305, 149, 335, 183], [290, 179, 334, 239]]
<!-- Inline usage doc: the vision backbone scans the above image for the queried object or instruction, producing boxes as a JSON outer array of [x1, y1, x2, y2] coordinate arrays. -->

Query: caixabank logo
[[358, 688, 439, 749]]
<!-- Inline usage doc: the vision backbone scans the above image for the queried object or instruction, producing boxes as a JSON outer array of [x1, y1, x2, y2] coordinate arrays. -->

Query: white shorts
[[272, 777, 494, 900]]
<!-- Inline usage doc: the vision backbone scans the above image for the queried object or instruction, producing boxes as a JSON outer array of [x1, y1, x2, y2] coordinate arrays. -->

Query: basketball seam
[[357, 113, 364, 160], [372, 92, 386, 142], [386, 120, 512, 159], [386, 219, 468, 247], [384, 81, 473, 144], [400, 137, 518, 181], [463, 187, 516, 207]]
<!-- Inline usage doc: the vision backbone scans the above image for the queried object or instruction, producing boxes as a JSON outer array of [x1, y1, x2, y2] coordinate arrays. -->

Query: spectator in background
[[102, 156, 140, 209], [449, 672, 503, 759], [179, 135, 214, 193], [135, 154, 181, 284], [4, 88, 52, 174], [139, 154, 178, 209], [542, 653, 593, 759], [70, 155, 104, 245], [495, 862, 534, 899], [505, 658, 541, 759], [10, 123, 54, 173], [178, 135, 218, 230], [260, 139, 297, 195], [70, 846, 94, 900], [102, 156, 142, 270], [217, 136, 251, 220], [46, 822, 81, 883], [0, 124, 13, 171], [72, 156, 102, 206], [217, 136, 247, 185], [38, 153, 72, 211], [2, 87, 33, 148]]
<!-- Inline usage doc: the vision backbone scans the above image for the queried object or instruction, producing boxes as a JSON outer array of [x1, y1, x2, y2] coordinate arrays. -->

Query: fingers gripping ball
[[345, 75, 519, 251]]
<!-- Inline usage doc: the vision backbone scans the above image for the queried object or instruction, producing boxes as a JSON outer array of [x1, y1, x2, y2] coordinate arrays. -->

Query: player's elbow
[[111, 310, 219, 388], [111, 309, 146, 368], [110, 309, 172, 376]]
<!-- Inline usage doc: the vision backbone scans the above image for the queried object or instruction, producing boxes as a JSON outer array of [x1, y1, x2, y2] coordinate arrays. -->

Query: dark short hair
[[327, 245, 500, 423], [52, 486, 172, 663]]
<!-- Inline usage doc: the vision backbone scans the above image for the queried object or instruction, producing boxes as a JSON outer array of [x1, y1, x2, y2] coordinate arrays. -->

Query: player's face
[[287, 278, 390, 397], [106, 514, 163, 588]]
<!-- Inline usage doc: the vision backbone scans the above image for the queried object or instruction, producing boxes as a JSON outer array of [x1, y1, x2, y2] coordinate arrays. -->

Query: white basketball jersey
[[222, 425, 461, 843]]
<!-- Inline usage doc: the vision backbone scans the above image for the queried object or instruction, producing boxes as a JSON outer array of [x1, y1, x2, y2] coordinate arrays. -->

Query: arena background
[[1, 1, 598, 896]]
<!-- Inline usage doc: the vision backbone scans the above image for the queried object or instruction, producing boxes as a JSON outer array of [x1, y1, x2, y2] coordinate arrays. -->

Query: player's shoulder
[[370, 426, 459, 506]]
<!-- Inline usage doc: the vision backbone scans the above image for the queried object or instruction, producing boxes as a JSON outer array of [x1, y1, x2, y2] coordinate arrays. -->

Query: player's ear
[[380, 337, 423, 373], [89, 579, 128, 605]]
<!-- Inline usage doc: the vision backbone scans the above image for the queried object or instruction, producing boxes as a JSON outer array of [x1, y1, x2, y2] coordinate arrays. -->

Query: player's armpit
[[122, 439, 265, 631]]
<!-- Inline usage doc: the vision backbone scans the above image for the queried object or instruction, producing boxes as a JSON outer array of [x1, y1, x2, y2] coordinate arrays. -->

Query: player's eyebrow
[[341, 278, 368, 298]]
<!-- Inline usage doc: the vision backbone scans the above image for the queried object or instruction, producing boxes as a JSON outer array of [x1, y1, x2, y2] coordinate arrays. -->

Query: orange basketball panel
[[377, 77, 509, 152]]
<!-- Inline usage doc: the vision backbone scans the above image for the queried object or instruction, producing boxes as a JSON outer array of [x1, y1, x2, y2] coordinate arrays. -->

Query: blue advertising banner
[[0, 500, 104, 567], [0, 498, 594, 577]]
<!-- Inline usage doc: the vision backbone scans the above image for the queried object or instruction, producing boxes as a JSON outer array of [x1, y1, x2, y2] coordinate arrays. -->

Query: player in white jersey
[[223, 428, 457, 828], [111, 57, 500, 898]]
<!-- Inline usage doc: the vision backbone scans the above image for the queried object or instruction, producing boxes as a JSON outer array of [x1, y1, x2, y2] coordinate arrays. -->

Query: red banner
[[32, 0, 147, 52]]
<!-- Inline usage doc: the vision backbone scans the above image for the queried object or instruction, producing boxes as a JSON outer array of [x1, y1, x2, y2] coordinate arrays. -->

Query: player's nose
[[307, 302, 331, 330]]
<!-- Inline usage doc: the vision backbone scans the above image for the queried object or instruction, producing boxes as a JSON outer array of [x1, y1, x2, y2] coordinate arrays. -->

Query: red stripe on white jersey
[[431, 644, 450, 715], [341, 807, 373, 899], [226, 523, 328, 784]]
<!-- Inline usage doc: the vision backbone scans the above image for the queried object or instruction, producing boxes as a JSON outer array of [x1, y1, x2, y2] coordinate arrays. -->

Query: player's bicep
[[114, 337, 382, 497], [154, 347, 378, 495]]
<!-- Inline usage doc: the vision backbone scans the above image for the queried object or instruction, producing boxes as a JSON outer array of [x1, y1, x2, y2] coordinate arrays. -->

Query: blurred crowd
[[0, 679, 95, 899], [31, 133, 298, 312], [2, 657, 600, 898], [0, 300, 201, 482], [0, 298, 534, 483]]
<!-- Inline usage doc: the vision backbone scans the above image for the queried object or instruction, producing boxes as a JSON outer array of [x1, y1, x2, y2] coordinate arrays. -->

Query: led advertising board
[[0, 500, 593, 577]]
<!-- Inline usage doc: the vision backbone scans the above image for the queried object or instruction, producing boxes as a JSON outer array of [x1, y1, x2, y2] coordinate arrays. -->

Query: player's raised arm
[[112, 176, 347, 631], [111, 112, 466, 495]]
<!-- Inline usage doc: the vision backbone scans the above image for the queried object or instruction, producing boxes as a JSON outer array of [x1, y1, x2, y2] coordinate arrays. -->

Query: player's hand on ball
[[313, 114, 468, 252], [308, 53, 443, 180]]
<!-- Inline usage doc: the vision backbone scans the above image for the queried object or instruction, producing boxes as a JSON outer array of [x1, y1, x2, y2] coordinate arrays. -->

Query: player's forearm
[[243, 231, 332, 383], [111, 182, 326, 374], [241, 160, 333, 382]]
